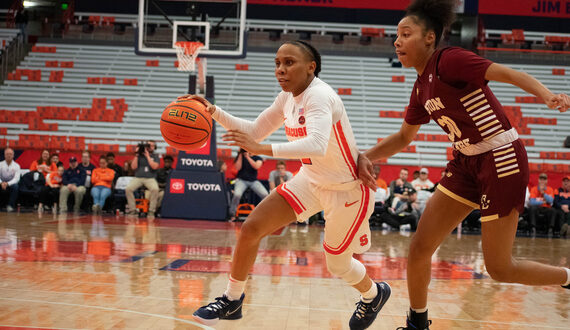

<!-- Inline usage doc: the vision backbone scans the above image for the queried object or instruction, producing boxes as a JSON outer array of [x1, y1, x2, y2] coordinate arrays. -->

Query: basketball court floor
[[0, 212, 568, 329]]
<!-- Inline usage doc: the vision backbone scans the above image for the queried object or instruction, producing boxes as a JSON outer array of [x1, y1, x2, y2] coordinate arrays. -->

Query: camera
[[137, 141, 150, 155]]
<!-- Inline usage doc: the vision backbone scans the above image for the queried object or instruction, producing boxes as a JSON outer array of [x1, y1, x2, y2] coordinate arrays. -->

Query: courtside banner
[[247, 0, 410, 10], [479, 0, 570, 18]]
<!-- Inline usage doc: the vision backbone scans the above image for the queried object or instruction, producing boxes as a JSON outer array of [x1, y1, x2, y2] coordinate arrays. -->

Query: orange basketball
[[160, 98, 212, 151]]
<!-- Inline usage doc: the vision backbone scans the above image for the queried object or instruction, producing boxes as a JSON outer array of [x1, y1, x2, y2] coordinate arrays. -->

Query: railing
[[0, 29, 24, 84]]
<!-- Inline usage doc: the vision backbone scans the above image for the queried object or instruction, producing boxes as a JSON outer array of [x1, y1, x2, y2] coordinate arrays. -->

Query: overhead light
[[23, 1, 38, 7]]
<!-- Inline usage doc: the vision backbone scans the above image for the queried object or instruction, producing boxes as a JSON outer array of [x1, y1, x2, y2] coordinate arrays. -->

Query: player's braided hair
[[405, 0, 456, 47], [285, 40, 322, 77]]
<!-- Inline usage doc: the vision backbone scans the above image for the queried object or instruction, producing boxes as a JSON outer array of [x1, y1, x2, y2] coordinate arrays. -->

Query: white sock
[[411, 307, 428, 313], [360, 280, 377, 303], [224, 275, 246, 301], [563, 268, 570, 286]]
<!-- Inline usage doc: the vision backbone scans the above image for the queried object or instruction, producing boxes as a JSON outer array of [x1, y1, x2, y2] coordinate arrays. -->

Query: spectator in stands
[[15, 9, 28, 43], [411, 168, 435, 214], [268, 160, 293, 190], [125, 140, 160, 218], [528, 173, 557, 237], [379, 188, 420, 231], [555, 176, 570, 237], [91, 155, 115, 214], [30, 149, 56, 178], [0, 148, 21, 212], [152, 155, 174, 212], [59, 156, 86, 214], [373, 165, 388, 190], [106, 152, 123, 182], [229, 148, 268, 221], [388, 168, 414, 208], [78, 150, 95, 189], [38, 164, 64, 213], [123, 160, 135, 176], [412, 170, 420, 181], [50, 153, 62, 167]]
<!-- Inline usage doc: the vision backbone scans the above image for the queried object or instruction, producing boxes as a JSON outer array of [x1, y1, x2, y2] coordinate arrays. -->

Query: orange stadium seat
[[392, 75, 405, 82], [60, 61, 74, 68], [540, 152, 556, 159], [102, 77, 116, 84], [235, 64, 249, 70], [552, 68, 566, 75], [556, 152, 570, 160], [87, 77, 101, 84], [45, 60, 58, 67], [124, 79, 138, 85], [338, 88, 352, 95], [146, 60, 159, 67], [511, 29, 525, 42], [361, 27, 385, 37]]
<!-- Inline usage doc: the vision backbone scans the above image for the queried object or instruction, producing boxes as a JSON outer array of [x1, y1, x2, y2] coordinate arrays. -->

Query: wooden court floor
[[0, 212, 568, 329]]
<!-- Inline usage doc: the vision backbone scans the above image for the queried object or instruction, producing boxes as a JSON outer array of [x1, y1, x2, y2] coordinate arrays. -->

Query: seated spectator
[[78, 150, 95, 188], [379, 188, 420, 231], [0, 148, 21, 212], [91, 155, 115, 214], [150, 155, 174, 213], [388, 168, 414, 208], [106, 152, 123, 183], [412, 170, 420, 181], [555, 176, 570, 237], [411, 167, 435, 214], [229, 148, 268, 221], [30, 149, 56, 178], [528, 173, 557, 237], [59, 156, 86, 214], [268, 160, 293, 190], [50, 153, 62, 167], [373, 165, 388, 190], [39, 164, 64, 213], [123, 159, 135, 176], [126, 140, 160, 218]]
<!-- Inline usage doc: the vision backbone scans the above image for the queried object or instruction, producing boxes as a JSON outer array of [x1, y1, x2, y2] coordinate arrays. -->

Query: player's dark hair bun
[[406, 0, 456, 47]]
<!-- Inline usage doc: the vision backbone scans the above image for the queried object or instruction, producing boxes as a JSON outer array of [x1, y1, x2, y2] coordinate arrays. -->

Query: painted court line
[[0, 297, 214, 330]]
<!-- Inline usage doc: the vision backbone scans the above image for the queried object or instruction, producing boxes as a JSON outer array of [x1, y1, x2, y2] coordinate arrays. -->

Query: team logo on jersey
[[299, 107, 305, 115], [429, 74, 433, 83], [480, 195, 491, 209], [298, 116, 305, 125]]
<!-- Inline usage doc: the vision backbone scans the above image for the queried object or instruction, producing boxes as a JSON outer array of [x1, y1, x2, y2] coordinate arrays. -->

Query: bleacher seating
[[0, 28, 20, 50], [0, 42, 569, 170]]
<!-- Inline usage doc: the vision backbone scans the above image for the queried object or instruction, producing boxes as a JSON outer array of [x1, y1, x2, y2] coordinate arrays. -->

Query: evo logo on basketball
[[186, 183, 222, 192], [181, 158, 214, 167], [170, 179, 185, 194]]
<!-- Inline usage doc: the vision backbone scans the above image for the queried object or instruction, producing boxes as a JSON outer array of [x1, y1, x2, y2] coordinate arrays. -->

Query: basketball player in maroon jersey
[[357, 0, 570, 329]]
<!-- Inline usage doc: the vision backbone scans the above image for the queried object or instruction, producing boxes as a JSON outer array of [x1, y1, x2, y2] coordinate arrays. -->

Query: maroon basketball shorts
[[438, 139, 529, 222]]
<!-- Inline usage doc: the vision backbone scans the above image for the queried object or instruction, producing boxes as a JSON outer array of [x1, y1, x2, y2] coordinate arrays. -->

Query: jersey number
[[436, 115, 462, 141]]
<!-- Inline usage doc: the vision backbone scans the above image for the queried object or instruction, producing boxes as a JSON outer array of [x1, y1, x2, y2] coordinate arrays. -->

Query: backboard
[[136, 0, 246, 58]]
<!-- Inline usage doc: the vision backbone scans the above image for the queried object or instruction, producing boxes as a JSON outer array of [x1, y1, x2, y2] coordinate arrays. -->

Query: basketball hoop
[[174, 41, 204, 72]]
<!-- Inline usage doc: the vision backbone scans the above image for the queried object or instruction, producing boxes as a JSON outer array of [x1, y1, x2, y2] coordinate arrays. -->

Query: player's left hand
[[357, 153, 377, 191], [545, 93, 569, 113], [223, 130, 264, 155]]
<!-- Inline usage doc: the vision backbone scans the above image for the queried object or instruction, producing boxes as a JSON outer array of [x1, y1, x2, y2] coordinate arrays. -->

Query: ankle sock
[[360, 280, 378, 303], [224, 275, 246, 301]]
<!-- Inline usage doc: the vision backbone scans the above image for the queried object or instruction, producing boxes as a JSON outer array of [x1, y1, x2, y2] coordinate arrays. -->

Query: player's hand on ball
[[178, 94, 217, 115], [357, 153, 377, 191], [223, 130, 262, 155], [545, 93, 569, 113]]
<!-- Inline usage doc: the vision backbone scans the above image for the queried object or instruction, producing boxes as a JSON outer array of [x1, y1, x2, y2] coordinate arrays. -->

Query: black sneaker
[[397, 309, 432, 330], [563, 284, 570, 289], [192, 294, 244, 326], [349, 282, 391, 330]]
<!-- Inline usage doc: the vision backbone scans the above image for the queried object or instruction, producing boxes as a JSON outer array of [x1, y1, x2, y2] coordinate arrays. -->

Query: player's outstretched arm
[[485, 63, 569, 113]]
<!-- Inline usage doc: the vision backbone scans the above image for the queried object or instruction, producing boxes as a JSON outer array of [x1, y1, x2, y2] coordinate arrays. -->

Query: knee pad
[[325, 253, 366, 286]]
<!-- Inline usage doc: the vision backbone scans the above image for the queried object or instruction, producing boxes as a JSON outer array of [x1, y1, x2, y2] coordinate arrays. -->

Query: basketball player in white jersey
[[190, 41, 390, 330]]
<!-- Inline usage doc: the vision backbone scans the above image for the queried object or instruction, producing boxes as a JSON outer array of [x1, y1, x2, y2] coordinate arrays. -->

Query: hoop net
[[174, 41, 204, 72]]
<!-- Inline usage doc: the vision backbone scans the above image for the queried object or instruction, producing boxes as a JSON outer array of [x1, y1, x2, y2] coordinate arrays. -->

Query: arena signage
[[247, 0, 411, 10], [479, 0, 570, 18]]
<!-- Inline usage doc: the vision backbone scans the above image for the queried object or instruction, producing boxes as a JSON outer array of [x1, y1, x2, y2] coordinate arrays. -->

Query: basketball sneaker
[[192, 294, 244, 326], [349, 282, 391, 330], [397, 309, 432, 330], [563, 284, 570, 289]]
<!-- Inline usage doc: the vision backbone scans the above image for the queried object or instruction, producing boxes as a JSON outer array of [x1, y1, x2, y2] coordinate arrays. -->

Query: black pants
[[379, 212, 417, 230], [40, 186, 60, 206], [0, 184, 19, 208], [528, 205, 557, 232]]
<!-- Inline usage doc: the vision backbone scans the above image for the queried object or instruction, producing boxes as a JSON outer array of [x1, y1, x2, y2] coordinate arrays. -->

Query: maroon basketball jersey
[[405, 47, 513, 150]]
